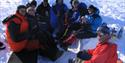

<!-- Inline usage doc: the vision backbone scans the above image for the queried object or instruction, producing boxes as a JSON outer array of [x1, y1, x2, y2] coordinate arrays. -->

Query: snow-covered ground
[[0, 0, 125, 63]]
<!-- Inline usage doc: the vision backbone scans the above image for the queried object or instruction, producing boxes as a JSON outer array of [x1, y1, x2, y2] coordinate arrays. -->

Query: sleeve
[[36, 5, 42, 15], [86, 16, 93, 24], [87, 49, 95, 55], [86, 15, 102, 25], [52, 5, 57, 14], [8, 21, 29, 42], [85, 44, 116, 63], [64, 4, 68, 13]]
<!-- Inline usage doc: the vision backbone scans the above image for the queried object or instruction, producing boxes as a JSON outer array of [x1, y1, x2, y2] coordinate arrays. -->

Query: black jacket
[[36, 2, 51, 19]]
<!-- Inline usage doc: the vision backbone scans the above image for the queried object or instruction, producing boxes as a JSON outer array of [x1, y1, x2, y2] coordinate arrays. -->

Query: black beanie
[[17, 5, 26, 10], [30, 0, 37, 7], [88, 5, 97, 13]]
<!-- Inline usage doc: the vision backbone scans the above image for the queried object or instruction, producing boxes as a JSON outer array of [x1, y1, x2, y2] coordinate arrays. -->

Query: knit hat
[[97, 23, 110, 35], [26, 0, 37, 7], [88, 5, 97, 13], [17, 5, 26, 10], [30, 0, 37, 6]]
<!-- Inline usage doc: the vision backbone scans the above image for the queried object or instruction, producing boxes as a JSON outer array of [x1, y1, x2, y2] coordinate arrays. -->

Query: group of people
[[2, 0, 118, 63]]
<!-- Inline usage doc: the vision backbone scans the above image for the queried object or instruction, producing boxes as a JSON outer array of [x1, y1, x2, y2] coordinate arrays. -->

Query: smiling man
[[72, 23, 118, 63]]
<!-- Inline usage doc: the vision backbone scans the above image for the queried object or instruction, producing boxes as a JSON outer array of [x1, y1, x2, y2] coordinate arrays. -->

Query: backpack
[[2, 15, 21, 24]]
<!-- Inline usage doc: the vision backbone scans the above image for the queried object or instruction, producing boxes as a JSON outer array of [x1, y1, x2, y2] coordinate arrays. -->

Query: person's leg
[[39, 46, 63, 61]]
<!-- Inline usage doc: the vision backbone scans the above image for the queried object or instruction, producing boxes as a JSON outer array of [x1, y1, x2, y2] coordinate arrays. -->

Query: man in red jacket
[[3, 5, 38, 63], [70, 23, 118, 63]]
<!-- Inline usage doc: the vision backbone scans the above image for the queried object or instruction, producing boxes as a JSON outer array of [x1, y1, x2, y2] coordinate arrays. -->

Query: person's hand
[[80, 16, 87, 24], [77, 50, 91, 60]]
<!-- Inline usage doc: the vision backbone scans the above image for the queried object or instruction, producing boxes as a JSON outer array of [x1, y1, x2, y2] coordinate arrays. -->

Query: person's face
[[31, 5, 36, 8], [19, 8, 26, 16], [43, 0, 48, 7], [27, 7, 36, 16], [97, 32, 110, 43], [88, 8, 94, 14], [72, 2, 79, 9]]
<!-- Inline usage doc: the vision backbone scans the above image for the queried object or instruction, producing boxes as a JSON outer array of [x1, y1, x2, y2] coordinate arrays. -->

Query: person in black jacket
[[36, 0, 52, 33], [4, 5, 38, 63], [27, 5, 63, 61]]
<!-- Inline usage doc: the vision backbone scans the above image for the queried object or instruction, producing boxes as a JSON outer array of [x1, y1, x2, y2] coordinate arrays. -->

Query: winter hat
[[88, 5, 97, 13], [30, 0, 37, 6], [97, 23, 110, 35], [26, 0, 37, 7], [17, 5, 26, 11]]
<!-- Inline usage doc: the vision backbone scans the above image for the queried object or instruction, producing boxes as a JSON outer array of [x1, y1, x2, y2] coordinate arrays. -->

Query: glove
[[77, 50, 91, 60]]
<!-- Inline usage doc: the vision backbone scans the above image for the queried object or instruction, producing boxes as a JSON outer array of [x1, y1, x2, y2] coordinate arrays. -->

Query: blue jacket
[[78, 2, 88, 16], [50, 8, 58, 29], [68, 9, 81, 24], [52, 3, 68, 17], [86, 9, 102, 33]]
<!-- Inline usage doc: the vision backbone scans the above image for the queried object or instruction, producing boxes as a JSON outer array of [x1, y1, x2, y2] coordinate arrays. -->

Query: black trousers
[[14, 50, 38, 63]]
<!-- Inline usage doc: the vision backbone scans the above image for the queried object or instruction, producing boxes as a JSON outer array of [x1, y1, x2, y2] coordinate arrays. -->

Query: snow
[[0, 0, 125, 63]]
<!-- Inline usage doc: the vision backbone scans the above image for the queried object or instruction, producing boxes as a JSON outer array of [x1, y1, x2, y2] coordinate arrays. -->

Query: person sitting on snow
[[59, 0, 81, 50], [75, 5, 102, 39], [60, 5, 102, 50], [52, 0, 68, 39], [26, 0, 37, 8], [36, 0, 52, 33], [70, 24, 118, 63], [62, 0, 81, 40], [70, 0, 88, 16]]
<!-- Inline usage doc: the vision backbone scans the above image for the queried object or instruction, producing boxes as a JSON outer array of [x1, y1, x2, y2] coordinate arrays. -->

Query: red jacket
[[84, 42, 118, 63], [5, 12, 29, 52]]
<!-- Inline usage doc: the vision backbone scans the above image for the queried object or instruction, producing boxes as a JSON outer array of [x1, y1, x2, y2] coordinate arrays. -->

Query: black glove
[[77, 50, 92, 60]]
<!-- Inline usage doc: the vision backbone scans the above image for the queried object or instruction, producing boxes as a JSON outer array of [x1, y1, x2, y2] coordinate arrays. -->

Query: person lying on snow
[[69, 24, 118, 63]]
